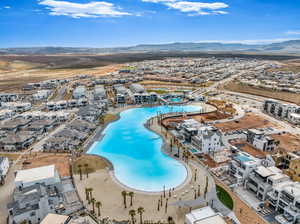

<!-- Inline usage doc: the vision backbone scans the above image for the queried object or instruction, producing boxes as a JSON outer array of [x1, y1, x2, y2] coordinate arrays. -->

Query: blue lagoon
[[87, 105, 201, 192]]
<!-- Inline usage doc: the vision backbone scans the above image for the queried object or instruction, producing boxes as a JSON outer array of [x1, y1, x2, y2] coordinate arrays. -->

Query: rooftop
[[15, 165, 57, 185]]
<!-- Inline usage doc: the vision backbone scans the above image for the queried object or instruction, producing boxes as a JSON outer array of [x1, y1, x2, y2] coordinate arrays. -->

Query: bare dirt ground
[[162, 111, 230, 129], [271, 133, 300, 153], [21, 153, 71, 177], [272, 59, 300, 73], [229, 139, 267, 158], [214, 113, 280, 132], [0, 61, 122, 92], [223, 81, 300, 105]]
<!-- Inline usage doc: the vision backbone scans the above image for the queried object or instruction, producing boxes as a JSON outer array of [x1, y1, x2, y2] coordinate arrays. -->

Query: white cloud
[[38, 0, 132, 18], [142, 0, 228, 15], [285, 30, 300, 35], [4, 6, 11, 9]]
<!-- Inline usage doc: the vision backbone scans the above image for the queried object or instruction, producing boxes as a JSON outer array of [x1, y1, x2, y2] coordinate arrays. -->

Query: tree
[[96, 201, 102, 217], [128, 191, 134, 207], [84, 163, 89, 178], [85, 188, 89, 201], [91, 198, 96, 214], [157, 199, 160, 211], [194, 169, 197, 182], [129, 209, 136, 224], [122, 191, 127, 209], [165, 198, 168, 213], [167, 216, 175, 224], [89, 188, 94, 201], [204, 176, 209, 199], [137, 207, 145, 224], [78, 164, 83, 180]]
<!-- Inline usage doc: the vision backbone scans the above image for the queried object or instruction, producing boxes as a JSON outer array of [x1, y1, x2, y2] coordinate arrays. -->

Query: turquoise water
[[87, 105, 201, 192], [235, 154, 253, 163], [169, 97, 183, 103]]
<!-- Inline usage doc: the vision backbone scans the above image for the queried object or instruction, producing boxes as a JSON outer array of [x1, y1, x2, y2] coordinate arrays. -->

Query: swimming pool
[[87, 105, 202, 192]]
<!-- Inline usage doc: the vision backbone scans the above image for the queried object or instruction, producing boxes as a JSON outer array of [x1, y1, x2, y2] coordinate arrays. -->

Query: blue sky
[[0, 0, 299, 47]]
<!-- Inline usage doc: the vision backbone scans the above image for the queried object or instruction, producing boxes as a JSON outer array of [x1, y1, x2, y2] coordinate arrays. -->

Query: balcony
[[267, 191, 279, 200], [275, 214, 294, 224]]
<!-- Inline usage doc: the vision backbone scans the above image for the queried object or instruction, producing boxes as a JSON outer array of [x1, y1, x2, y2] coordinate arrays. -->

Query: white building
[[229, 152, 261, 184], [73, 86, 86, 99], [268, 181, 300, 224], [33, 90, 51, 101], [93, 85, 106, 100], [0, 156, 9, 181], [289, 113, 300, 125], [246, 129, 279, 152], [15, 165, 61, 188], [3, 102, 32, 112], [191, 125, 224, 154], [0, 109, 15, 120], [185, 206, 227, 224], [245, 166, 290, 201]]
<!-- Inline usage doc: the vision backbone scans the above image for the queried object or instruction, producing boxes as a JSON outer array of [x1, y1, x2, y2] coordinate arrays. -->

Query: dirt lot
[[0, 153, 22, 161], [272, 59, 300, 73], [162, 111, 230, 128], [22, 153, 71, 177], [72, 155, 109, 175], [223, 81, 300, 105], [214, 113, 279, 132], [139, 80, 213, 88], [0, 62, 122, 92], [229, 139, 267, 158], [271, 133, 300, 153]]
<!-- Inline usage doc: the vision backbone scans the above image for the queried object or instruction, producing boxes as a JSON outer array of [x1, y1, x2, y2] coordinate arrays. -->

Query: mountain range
[[1, 39, 300, 55]]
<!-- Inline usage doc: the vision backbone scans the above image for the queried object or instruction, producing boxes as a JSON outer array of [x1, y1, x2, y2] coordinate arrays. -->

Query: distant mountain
[[1, 39, 300, 55]]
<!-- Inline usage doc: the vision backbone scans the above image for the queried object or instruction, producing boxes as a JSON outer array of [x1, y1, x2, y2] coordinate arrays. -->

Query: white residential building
[[0, 156, 9, 181], [15, 165, 61, 188], [73, 86, 86, 99], [191, 125, 224, 154], [3, 102, 32, 112], [268, 181, 300, 224], [33, 90, 51, 100], [229, 152, 261, 185], [245, 166, 290, 201], [246, 129, 279, 152], [185, 206, 228, 224]]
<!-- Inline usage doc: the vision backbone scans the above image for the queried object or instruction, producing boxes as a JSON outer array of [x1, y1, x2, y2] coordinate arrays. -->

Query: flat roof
[[15, 165, 56, 184], [41, 213, 69, 224], [195, 215, 227, 224], [186, 206, 226, 224]]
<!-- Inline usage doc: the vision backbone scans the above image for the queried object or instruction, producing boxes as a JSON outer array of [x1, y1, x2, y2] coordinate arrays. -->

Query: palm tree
[[165, 198, 168, 213], [84, 163, 89, 178], [157, 199, 160, 211], [122, 191, 127, 208], [85, 188, 89, 201], [137, 207, 145, 224], [204, 176, 209, 199], [160, 195, 163, 206], [129, 209, 136, 224], [167, 216, 175, 224], [128, 191, 134, 207], [89, 188, 94, 201], [78, 164, 83, 180], [96, 201, 102, 217], [91, 198, 96, 214]]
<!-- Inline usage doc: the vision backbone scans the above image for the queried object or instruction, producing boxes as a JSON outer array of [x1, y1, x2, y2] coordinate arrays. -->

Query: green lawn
[[216, 185, 234, 210]]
